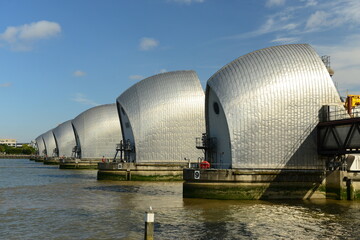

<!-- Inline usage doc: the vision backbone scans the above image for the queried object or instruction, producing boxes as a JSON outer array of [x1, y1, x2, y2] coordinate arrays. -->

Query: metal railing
[[319, 105, 360, 122]]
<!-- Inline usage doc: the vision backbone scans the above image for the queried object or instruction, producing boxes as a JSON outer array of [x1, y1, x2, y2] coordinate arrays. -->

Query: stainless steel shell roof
[[42, 129, 57, 157], [117, 70, 205, 163], [206, 44, 342, 169], [35, 135, 46, 156], [53, 120, 76, 158], [71, 103, 121, 159]]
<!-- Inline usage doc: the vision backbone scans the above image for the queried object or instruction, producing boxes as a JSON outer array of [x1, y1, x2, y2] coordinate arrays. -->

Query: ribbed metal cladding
[[71, 104, 121, 159], [52, 120, 76, 158], [206, 44, 342, 169], [35, 135, 46, 156], [42, 129, 57, 157], [117, 70, 205, 163]]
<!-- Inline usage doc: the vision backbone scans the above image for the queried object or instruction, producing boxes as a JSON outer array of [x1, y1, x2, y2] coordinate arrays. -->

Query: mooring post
[[144, 207, 154, 240], [346, 178, 355, 200]]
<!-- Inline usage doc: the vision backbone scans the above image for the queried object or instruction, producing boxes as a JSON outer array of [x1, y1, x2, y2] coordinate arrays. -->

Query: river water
[[0, 159, 360, 239]]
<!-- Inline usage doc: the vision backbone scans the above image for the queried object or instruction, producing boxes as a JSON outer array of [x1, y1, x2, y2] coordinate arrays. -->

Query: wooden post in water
[[144, 207, 154, 240]]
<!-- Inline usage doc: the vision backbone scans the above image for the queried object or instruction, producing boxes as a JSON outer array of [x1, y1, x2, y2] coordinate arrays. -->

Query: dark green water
[[0, 159, 360, 239]]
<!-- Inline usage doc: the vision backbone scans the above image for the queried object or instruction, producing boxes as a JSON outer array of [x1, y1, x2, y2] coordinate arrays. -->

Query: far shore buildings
[[0, 139, 17, 147]]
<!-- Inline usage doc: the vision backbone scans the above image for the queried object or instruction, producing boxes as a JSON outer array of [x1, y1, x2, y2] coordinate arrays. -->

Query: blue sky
[[1, 0, 359, 142]]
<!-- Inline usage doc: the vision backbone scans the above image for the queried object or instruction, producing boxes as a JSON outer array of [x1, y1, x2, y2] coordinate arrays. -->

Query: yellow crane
[[345, 95, 360, 115]]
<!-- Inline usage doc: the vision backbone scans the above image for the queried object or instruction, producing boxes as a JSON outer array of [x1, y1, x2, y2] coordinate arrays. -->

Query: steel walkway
[[318, 117, 360, 155]]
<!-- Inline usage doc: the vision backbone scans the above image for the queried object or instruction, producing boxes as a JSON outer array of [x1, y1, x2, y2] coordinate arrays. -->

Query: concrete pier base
[[34, 157, 45, 162], [43, 157, 60, 165], [183, 169, 327, 200], [59, 159, 99, 169], [326, 170, 360, 200], [183, 168, 360, 200], [97, 162, 186, 181]]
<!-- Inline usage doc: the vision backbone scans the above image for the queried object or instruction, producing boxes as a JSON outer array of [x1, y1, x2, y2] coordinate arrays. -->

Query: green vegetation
[[0, 144, 36, 155]]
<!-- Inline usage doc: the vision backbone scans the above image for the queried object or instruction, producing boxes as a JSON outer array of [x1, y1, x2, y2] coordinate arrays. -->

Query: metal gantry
[[318, 117, 360, 155]]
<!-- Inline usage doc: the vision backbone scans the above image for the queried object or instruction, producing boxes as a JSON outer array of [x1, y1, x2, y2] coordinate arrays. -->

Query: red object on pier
[[200, 161, 210, 169]]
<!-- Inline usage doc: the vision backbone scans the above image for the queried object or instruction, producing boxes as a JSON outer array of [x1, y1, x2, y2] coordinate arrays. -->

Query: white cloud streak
[[73, 70, 86, 77], [129, 75, 144, 80], [0, 82, 12, 87], [0, 20, 61, 51], [139, 37, 159, 51], [71, 93, 98, 106], [266, 0, 286, 8], [167, 0, 204, 4], [271, 37, 300, 44]]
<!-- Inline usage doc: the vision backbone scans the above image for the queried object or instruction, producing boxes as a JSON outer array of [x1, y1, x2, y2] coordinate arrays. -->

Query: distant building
[[0, 139, 17, 147], [116, 70, 205, 163]]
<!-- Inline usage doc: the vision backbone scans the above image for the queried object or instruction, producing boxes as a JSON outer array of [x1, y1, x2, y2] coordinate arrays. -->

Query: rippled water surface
[[1, 159, 360, 239]]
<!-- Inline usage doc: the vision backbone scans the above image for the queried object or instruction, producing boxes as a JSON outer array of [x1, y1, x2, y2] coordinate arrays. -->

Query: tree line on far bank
[[0, 144, 36, 155]]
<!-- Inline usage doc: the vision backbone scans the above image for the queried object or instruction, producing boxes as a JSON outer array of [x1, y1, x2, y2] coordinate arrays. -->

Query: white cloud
[[271, 37, 300, 44], [266, 0, 286, 8], [71, 93, 98, 106], [139, 37, 159, 51], [314, 35, 360, 96], [73, 70, 86, 77], [223, 0, 360, 41], [0, 82, 12, 87], [305, 0, 317, 7], [129, 75, 144, 80], [305, 11, 329, 30], [168, 0, 204, 4], [0, 20, 61, 51], [159, 69, 167, 73], [305, 1, 360, 31]]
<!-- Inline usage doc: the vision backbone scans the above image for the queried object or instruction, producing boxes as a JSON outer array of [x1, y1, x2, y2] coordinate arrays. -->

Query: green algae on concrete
[[183, 182, 326, 200], [183, 168, 327, 200], [43, 159, 60, 165], [59, 163, 98, 169], [97, 162, 186, 181], [97, 171, 127, 181], [97, 170, 183, 181], [130, 174, 183, 181], [183, 182, 267, 200]]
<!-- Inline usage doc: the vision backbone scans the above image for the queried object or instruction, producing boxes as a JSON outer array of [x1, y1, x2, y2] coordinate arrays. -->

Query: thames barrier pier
[[183, 44, 360, 200], [183, 169, 327, 200], [97, 71, 205, 180]]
